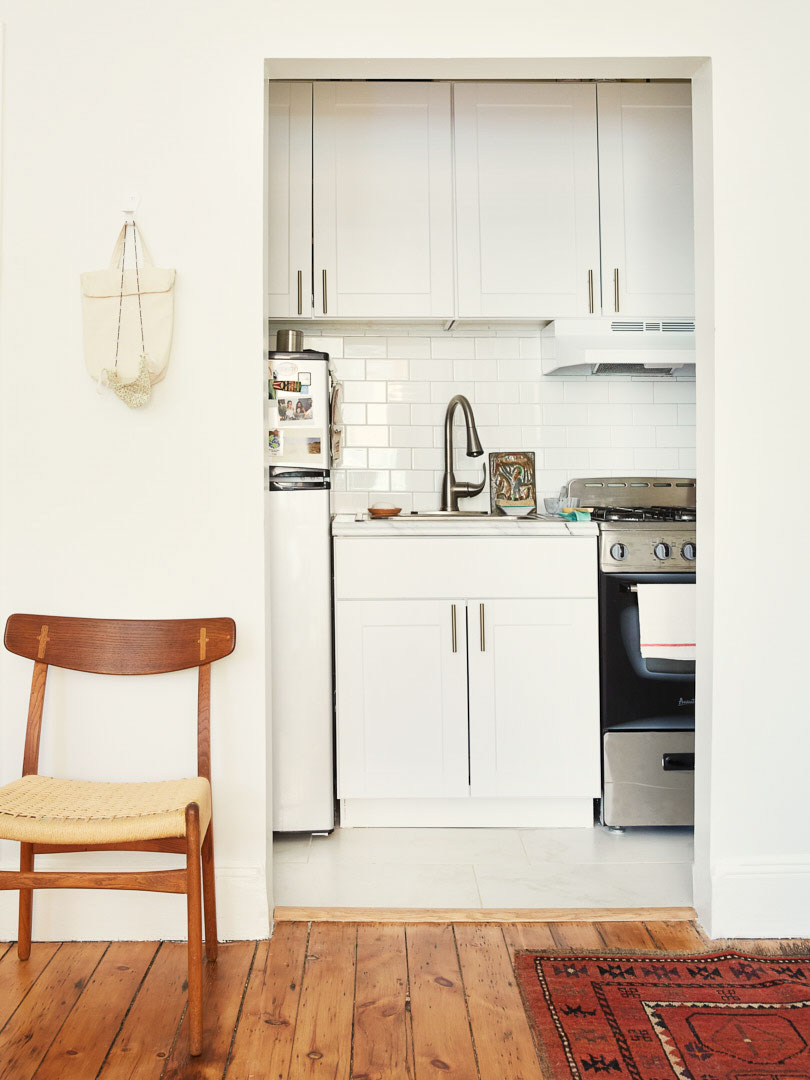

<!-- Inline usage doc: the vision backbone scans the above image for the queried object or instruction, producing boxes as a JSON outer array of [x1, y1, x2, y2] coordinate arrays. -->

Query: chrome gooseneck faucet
[[441, 395, 487, 511]]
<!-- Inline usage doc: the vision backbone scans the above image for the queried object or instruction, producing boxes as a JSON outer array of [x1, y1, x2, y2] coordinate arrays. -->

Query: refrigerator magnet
[[274, 361, 298, 380], [278, 395, 314, 423], [307, 437, 322, 456], [268, 429, 283, 454]]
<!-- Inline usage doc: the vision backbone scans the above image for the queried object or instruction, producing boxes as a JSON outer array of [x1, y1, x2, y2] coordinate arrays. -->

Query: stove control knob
[[682, 541, 697, 561], [653, 542, 672, 560], [610, 543, 627, 561]]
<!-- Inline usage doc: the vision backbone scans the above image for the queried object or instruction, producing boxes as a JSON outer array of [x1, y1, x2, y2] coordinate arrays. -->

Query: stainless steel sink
[[409, 511, 493, 519], [405, 511, 533, 520]]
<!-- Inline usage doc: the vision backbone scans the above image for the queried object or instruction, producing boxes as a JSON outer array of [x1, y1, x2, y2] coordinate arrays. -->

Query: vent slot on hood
[[591, 362, 682, 376]]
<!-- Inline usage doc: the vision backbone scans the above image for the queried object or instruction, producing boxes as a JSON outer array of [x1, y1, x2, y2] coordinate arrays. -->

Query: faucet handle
[[456, 463, 487, 501]]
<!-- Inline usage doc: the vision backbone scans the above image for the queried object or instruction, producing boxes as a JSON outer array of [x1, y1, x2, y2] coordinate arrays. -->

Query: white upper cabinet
[[266, 82, 313, 318], [453, 83, 601, 319], [597, 82, 695, 318], [312, 82, 455, 319], [265, 79, 695, 322]]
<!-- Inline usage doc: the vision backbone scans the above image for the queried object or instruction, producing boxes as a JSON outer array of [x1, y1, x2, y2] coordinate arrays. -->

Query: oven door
[[599, 571, 696, 733]]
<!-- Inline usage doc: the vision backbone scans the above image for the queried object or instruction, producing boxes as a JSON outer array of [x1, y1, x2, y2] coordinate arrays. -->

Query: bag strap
[[108, 222, 154, 269], [113, 222, 147, 369]]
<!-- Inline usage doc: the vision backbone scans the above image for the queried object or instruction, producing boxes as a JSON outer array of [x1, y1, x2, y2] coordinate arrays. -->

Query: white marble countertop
[[332, 513, 599, 538]]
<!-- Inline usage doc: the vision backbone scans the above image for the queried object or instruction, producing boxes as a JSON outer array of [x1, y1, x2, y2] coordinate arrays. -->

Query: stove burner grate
[[591, 505, 696, 523]]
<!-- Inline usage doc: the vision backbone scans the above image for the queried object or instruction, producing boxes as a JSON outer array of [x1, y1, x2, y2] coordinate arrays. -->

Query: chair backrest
[[4, 614, 236, 778], [4, 614, 235, 674]]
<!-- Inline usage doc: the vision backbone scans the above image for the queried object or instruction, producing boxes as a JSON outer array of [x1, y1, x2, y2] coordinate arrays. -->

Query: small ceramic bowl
[[368, 506, 402, 518]]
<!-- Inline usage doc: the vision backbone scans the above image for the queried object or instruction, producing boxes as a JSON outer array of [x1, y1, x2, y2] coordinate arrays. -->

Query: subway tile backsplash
[[278, 324, 697, 515]]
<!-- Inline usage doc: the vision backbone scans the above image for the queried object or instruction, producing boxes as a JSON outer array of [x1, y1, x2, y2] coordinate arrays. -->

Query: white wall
[[1, 0, 809, 939], [0, 1, 270, 939]]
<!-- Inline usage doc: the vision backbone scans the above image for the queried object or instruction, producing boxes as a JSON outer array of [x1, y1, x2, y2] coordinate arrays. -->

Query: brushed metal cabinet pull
[[451, 604, 457, 653], [588, 269, 594, 314], [322, 269, 328, 315], [613, 267, 620, 312], [479, 603, 485, 652], [297, 270, 303, 315]]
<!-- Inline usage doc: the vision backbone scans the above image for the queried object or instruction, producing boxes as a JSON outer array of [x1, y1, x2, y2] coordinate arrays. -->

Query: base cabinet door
[[266, 82, 313, 318], [467, 598, 600, 798], [336, 600, 469, 799], [597, 82, 695, 318], [454, 82, 600, 318]]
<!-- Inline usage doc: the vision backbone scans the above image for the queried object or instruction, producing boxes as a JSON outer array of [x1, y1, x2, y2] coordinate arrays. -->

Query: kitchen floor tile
[[273, 859, 482, 908], [519, 825, 694, 866], [474, 860, 693, 909], [308, 826, 530, 868]]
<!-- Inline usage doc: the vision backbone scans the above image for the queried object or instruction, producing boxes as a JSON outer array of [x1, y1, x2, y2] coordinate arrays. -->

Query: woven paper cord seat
[[0, 774, 212, 845]]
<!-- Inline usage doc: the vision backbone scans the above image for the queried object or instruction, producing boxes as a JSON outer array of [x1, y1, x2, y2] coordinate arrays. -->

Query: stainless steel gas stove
[[566, 477, 697, 830], [567, 476, 696, 575]]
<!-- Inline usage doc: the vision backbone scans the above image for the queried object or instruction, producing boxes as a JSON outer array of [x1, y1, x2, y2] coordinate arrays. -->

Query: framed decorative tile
[[489, 451, 537, 515]]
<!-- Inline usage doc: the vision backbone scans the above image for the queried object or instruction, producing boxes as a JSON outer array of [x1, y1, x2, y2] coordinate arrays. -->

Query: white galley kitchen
[[264, 70, 698, 912]]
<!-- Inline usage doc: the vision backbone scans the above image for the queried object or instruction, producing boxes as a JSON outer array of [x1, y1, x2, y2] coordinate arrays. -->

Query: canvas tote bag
[[81, 222, 175, 407]]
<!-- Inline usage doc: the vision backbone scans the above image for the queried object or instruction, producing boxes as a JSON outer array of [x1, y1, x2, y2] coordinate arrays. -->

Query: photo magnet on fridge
[[278, 396, 314, 423], [268, 429, 283, 455], [307, 437, 322, 456]]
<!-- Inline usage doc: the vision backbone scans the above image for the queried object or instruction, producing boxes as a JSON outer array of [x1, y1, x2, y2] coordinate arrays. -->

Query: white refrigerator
[[266, 339, 338, 832]]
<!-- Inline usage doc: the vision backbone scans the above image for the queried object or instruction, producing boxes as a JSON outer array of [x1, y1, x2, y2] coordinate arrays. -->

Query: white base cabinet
[[468, 598, 600, 798], [334, 536, 600, 826], [335, 599, 469, 799]]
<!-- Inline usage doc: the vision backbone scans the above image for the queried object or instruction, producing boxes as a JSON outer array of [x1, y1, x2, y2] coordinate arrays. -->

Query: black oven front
[[599, 570, 696, 732], [598, 569, 696, 828]]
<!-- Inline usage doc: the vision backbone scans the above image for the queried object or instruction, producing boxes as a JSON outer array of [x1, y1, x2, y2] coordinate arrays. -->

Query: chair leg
[[18, 843, 34, 960], [201, 822, 218, 962], [185, 803, 204, 1057]]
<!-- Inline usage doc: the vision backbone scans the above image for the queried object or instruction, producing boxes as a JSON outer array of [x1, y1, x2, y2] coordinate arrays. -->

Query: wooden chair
[[0, 614, 236, 1056]]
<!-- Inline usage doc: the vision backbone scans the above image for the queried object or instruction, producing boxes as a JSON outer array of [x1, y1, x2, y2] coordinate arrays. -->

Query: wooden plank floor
[[0, 922, 807, 1079]]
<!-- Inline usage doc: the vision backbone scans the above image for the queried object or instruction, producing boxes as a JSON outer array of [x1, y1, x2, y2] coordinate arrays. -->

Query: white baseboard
[[705, 856, 810, 939], [0, 861, 270, 941], [340, 796, 595, 828]]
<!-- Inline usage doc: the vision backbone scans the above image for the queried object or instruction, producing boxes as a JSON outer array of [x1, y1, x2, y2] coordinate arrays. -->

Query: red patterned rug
[[515, 950, 810, 1079]]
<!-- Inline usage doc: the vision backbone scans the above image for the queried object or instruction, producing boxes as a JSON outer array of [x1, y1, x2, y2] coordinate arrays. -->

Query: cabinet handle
[[451, 604, 457, 653], [297, 270, 303, 316], [479, 603, 485, 652], [613, 267, 620, 312], [322, 269, 328, 315], [588, 269, 594, 314]]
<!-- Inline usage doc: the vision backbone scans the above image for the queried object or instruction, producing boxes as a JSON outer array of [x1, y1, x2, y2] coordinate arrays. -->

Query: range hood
[[541, 318, 696, 376]]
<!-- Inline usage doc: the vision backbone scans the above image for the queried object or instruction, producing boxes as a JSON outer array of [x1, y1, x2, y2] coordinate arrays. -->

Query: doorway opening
[[263, 56, 713, 919]]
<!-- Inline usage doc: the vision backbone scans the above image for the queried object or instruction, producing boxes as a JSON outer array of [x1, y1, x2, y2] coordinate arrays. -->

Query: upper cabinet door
[[454, 83, 600, 319], [598, 82, 695, 318], [266, 82, 313, 318], [312, 83, 454, 319]]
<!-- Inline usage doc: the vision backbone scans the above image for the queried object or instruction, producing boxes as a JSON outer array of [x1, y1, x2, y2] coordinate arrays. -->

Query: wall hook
[[122, 192, 140, 226]]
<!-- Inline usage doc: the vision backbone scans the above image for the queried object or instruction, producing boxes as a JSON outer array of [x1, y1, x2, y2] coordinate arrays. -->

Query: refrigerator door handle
[[269, 479, 331, 492]]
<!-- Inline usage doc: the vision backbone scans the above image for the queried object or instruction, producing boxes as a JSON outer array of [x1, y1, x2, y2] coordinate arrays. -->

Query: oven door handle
[[662, 752, 695, 772]]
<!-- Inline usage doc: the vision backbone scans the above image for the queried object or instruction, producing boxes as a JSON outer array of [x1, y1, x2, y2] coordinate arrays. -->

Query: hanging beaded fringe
[[102, 354, 153, 408]]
